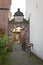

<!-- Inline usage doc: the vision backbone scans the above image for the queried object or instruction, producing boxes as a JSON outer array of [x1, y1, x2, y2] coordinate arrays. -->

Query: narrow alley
[[3, 43, 43, 65], [0, 0, 43, 65]]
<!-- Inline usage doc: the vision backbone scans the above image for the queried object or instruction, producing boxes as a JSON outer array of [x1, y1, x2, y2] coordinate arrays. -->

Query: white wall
[[15, 16, 23, 22], [26, 0, 43, 60]]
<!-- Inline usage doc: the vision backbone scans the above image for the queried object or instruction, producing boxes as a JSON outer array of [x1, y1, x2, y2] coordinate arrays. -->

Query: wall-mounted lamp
[[36, 4, 38, 9]]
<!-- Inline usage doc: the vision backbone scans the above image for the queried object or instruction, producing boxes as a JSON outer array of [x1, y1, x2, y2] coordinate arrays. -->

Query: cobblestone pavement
[[8, 43, 43, 65]]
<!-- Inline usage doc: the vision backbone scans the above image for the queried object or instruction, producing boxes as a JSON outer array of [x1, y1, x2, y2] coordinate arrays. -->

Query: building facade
[[0, 0, 11, 35], [26, 0, 43, 60], [8, 8, 29, 43]]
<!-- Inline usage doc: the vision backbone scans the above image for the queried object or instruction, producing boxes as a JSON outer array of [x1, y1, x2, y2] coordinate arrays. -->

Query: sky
[[10, 0, 26, 18]]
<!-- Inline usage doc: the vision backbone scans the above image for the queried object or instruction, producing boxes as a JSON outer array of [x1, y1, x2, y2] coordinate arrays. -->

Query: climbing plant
[[0, 34, 9, 64]]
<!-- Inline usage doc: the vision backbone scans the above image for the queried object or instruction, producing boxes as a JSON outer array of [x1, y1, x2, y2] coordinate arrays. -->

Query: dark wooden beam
[[0, 8, 9, 10]]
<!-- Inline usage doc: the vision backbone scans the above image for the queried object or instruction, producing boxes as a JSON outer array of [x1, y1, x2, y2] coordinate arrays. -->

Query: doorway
[[12, 27, 22, 43]]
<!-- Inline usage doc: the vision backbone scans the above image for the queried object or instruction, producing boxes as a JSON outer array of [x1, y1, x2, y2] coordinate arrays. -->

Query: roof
[[8, 18, 29, 24], [14, 8, 24, 16]]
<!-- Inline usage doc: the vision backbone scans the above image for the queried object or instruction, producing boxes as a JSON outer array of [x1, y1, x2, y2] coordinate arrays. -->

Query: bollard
[[27, 45, 31, 55], [26, 43, 33, 56]]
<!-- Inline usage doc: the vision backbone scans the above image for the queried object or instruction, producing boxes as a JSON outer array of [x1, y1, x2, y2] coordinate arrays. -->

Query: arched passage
[[12, 27, 23, 43]]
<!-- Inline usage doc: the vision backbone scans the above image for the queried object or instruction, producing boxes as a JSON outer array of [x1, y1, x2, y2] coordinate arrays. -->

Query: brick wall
[[0, 0, 11, 35], [0, 0, 11, 8]]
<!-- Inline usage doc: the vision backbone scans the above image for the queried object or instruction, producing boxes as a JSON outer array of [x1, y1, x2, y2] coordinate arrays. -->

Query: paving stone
[[4, 43, 43, 65]]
